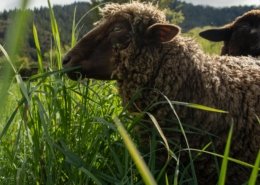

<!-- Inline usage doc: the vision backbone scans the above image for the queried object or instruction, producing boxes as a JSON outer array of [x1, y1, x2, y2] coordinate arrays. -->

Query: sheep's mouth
[[64, 65, 84, 81], [65, 65, 114, 81]]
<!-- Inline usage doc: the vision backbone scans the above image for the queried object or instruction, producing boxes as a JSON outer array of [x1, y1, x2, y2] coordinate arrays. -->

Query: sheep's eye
[[113, 27, 122, 32]]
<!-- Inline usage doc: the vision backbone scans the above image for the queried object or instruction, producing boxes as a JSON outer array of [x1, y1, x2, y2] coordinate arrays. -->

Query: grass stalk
[[115, 117, 157, 185]]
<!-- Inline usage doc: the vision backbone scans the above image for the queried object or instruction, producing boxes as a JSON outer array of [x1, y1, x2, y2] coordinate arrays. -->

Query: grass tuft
[[0, 0, 259, 184]]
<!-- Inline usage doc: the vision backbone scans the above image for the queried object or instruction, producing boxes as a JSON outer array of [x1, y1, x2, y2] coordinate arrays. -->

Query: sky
[[0, 0, 259, 12], [184, 0, 260, 7]]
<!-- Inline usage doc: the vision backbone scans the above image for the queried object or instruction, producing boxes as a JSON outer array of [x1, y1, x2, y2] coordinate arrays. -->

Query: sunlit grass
[[0, 0, 259, 184], [183, 26, 223, 55]]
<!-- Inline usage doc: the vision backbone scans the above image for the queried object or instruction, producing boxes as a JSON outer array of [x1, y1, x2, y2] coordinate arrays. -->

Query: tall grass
[[0, 0, 147, 184], [183, 26, 223, 55], [0, 0, 259, 184]]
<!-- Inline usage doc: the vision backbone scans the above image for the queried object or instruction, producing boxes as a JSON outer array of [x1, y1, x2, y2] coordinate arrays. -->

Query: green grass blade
[[0, 0, 30, 117], [248, 151, 260, 185], [74, 2, 107, 31], [0, 45, 17, 74], [183, 102, 228, 113], [151, 100, 228, 113], [173, 156, 180, 185], [78, 167, 103, 185], [47, 0, 61, 69], [53, 140, 82, 166], [114, 117, 157, 185], [32, 24, 44, 73], [118, 88, 145, 117], [71, 6, 77, 47], [186, 148, 260, 170], [165, 173, 169, 185], [34, 94, 55, 158], [179, 143, 212, 184], [16, 74, 30, 105], [146, 112, 171, 161], [157, 91, 198, 184], [29, 66, 81, 81], [0, 100, 24, 140], [218, 122, 233, 185], [0, 45, 16, 116]]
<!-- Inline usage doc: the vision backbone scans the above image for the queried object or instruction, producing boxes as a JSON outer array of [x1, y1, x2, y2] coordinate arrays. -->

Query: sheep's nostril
[[62, 55, 71, 65]]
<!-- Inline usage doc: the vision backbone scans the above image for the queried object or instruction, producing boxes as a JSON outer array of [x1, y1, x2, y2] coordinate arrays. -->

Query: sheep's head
[[62, 2, 180, 81], [199, 10, 260, 57]]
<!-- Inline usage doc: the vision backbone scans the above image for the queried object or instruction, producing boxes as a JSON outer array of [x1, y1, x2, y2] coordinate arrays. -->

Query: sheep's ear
[[199, 27, 232, 42], [145, 23, 180, 43]]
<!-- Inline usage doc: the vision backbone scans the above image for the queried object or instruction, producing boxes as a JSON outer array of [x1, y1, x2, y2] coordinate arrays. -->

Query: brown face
[[229, 12, 260, 56], [63, 15, 180, 81], [62, 18, 132, 80]]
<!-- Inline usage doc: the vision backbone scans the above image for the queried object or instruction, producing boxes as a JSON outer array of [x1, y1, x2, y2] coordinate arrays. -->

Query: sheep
[[199, 9, 260, 56], [62, 2, 260, 184]]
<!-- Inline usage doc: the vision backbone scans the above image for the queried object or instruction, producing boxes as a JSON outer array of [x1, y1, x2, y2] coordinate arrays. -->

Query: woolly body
[[116, 34, 260, 185], [63, 2, 260, 184]]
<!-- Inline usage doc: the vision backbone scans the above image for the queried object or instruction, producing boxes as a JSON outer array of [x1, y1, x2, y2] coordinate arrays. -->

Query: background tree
[[89, 0, 184, 24], [144, 0, 184, 24]]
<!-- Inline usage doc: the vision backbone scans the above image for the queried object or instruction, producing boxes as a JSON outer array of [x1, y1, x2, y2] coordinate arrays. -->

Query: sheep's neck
[[116, 36, 213, 114]]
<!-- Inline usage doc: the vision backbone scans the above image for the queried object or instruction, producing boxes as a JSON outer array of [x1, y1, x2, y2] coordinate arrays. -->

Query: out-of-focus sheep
[[62, 2, 260, 184], [199, 10, 260, 56]]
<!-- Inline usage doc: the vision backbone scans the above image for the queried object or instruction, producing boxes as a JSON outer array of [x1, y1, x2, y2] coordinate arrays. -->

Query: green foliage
[[218, 122, 233, 185], [33, 24, 44, 73], [0, 2, 95, 63], [154, 0, 184, 24], [183, 26, 223, 55], [0, 0, 259, 184], [249, 151, 260, 185], [115, 118, 157, 185], [176, 2, 258, 32], [89, 0, 185, 24]]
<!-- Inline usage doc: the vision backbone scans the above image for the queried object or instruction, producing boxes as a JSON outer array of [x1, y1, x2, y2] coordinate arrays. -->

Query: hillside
[[0, 1, 258, 63], [0, 2, 95, 62], [176, 1, 258, 32]]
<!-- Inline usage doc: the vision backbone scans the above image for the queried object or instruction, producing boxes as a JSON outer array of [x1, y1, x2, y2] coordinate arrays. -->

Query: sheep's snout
[[62, 55, 71, 66]]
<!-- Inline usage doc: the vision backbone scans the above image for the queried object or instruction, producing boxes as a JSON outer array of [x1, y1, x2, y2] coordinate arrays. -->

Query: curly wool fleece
[[99, 2, 260, 184]]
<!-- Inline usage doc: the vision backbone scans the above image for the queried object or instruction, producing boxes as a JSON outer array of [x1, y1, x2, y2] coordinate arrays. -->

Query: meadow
[[0, 0, 259, 184]]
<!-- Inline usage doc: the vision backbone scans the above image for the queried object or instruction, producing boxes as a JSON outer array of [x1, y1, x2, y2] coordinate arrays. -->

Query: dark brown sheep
[[199, 9, 260, 56], [63, 2, 260, 184]]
